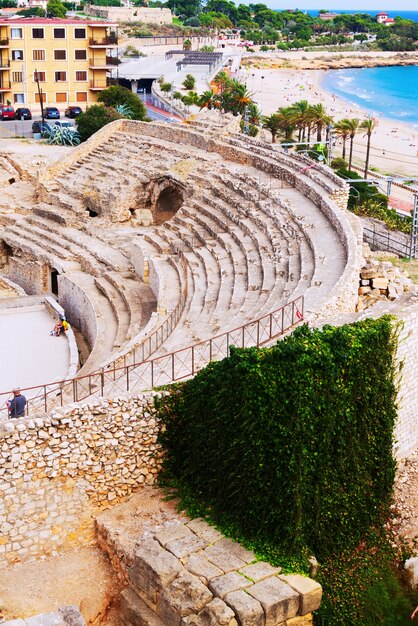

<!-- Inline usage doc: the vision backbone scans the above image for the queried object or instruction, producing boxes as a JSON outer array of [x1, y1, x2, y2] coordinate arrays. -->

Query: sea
[[321, 66, 418, 128]]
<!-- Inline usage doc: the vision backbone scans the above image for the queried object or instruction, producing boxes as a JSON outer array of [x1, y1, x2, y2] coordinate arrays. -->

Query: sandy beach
[[238, 65, 418, 181]]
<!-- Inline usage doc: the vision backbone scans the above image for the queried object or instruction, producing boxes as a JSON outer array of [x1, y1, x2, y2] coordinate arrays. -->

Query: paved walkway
[[0, 304, 70, 396]]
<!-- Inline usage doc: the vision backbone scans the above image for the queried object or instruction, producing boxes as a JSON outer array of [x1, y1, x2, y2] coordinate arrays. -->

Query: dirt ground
[[0, 487, 185, 625]]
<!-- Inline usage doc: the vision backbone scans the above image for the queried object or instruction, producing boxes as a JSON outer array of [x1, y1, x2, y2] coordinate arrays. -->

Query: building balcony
[[89, 57, 114, 69], [0, 38, 9, 47], [0, 81, 11, 91], [88, 35, 118, 48], [89, 78, 111, 90], [0, 60, 10, 69]]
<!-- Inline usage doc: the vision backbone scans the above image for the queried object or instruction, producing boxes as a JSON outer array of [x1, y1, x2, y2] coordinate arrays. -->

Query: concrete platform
[[0, 304, 70, 395]]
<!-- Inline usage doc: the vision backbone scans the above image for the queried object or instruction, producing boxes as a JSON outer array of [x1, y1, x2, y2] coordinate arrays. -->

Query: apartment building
[[0, 17, 118, 111]]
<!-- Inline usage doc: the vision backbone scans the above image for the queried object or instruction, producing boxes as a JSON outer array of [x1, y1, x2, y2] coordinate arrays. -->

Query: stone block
[[202, 544, 247, 573], [155, 523, 194, 548], [165, 533, 208, 559], [224, 589, 264, 626], [120, 588, 165, 626], [181, 598, 238, 626], [247, 576, 299, 625], [240, 561, 282, 583], [215, 539, 255, 565], [279, 575, 322, 615], [358, 286, 371, 295], [209, 571, 252, 599], [360, 269, 379, 280], [185, 553, 224, 583], [186, 519, 224, 543], [129, 539, 181, 607], [157, 571, 213, 624], [371, 277, 388, 290]]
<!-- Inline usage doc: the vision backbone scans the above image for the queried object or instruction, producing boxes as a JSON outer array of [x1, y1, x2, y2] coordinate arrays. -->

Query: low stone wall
[[119, 519, 322, 625], [0, 394, 162, 564]]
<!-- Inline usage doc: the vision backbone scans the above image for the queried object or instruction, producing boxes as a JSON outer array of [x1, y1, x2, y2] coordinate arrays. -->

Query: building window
[[12, 71, 23, 83], [74, 28, 86, 39], [34, 71, 46, 82], [33, 50, 45, 61], [75, 49, 87, 60], [14, 93, 25, 104], [35, 93, 46, 103], [32, 28, 44, 39], [54, 28, 66, 39], [54, 71, 67, 82], [54, 50, 66, 60], [56, 92, 67, 103], [10, 28, 22, 39], [75, 71, 87, 81], [76, 92, 87, 102], [11, 50, 23, 61]]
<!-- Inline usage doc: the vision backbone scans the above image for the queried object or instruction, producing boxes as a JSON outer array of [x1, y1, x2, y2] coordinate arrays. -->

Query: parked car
[[44, 107, 60, 119], [0, 105, 15, 120], [65, 106, 82, 118], [15, 107, 32, 120], [32, 120, 52, 136], [54, 120, 75, 128]]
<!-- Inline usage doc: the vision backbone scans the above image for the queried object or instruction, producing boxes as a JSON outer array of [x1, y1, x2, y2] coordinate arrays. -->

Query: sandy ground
[[237, 65, 418, 181], [0, 487, 185, 625]]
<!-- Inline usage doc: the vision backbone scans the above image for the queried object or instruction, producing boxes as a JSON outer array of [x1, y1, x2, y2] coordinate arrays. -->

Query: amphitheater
[[1, 113, 418, 625]]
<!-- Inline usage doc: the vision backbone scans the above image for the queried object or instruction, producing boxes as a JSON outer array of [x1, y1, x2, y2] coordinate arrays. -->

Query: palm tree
[[344, 118, 361, 171], [309, 103, 332, 142], [288, 100, 311, 141], [262, 113, 282, 143], [360, 117, 377, 178], [276, 106, 296, 143], [222, 80, 253, 116], [198, 90, 217, 110], [334, 119, 351, 162]]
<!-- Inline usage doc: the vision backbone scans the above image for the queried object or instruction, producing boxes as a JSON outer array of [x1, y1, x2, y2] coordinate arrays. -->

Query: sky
[[268, 0, 416, 9]]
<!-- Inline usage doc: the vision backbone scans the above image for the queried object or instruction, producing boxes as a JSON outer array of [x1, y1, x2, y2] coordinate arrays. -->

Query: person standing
[[7, 388, 27, 418]]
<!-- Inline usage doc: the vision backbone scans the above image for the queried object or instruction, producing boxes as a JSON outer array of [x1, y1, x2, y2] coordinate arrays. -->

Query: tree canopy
[[97, 85, 147, 121]]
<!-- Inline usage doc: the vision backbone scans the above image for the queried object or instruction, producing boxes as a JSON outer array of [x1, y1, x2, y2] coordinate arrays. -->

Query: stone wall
[[85, 5, 172, 24], [58, 274, 97, 354], [8, 255, 48, 295], [0, 394, 162, 564], [118, 519, 322, 625], [394, 301, 418, 459]]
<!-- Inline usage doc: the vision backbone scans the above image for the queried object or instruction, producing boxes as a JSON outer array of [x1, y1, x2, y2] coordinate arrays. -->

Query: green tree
[[182, 74, 196, 90], [76, 105, 122, 142], [97, 84, 147, 120], [334, 119, 351, 161], [344, 117, 361, 171], [262, 113, 282, 143], [360, 117, 378, 178], [183, 38, 192, 50], [46, 0, 67, 18]]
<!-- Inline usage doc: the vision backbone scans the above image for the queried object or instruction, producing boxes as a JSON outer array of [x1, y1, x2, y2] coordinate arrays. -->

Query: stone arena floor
[[0, 304, 70, 397]]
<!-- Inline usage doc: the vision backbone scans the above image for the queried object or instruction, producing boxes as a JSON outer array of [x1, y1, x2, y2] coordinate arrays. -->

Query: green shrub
[[158, 318, 398, 559], [76, 105, 122, 142], [97, 84, 147, 120], [182, 74, 196, 90]]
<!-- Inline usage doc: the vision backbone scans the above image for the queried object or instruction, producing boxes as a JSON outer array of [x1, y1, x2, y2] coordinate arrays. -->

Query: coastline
[[240, 64, 418, 178]]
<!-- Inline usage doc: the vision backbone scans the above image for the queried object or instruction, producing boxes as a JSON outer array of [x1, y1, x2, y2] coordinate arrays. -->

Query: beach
[[238, 64, 418, 181]]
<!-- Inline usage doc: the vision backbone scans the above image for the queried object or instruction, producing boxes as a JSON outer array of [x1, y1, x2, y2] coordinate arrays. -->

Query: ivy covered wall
[[158, 317, 398, 559]]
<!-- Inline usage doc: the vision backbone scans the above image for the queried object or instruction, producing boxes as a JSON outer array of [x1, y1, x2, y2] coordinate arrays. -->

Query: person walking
[[7, 387, 27, 418]]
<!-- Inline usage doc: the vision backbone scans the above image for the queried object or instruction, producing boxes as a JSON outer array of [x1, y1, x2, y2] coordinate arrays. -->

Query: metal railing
[[0, 296, 304, 418], [0, 39, 9, 46], [89, 36, 118, 46], [363, 225, 415, 259], [89, 79, 111, 89]]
